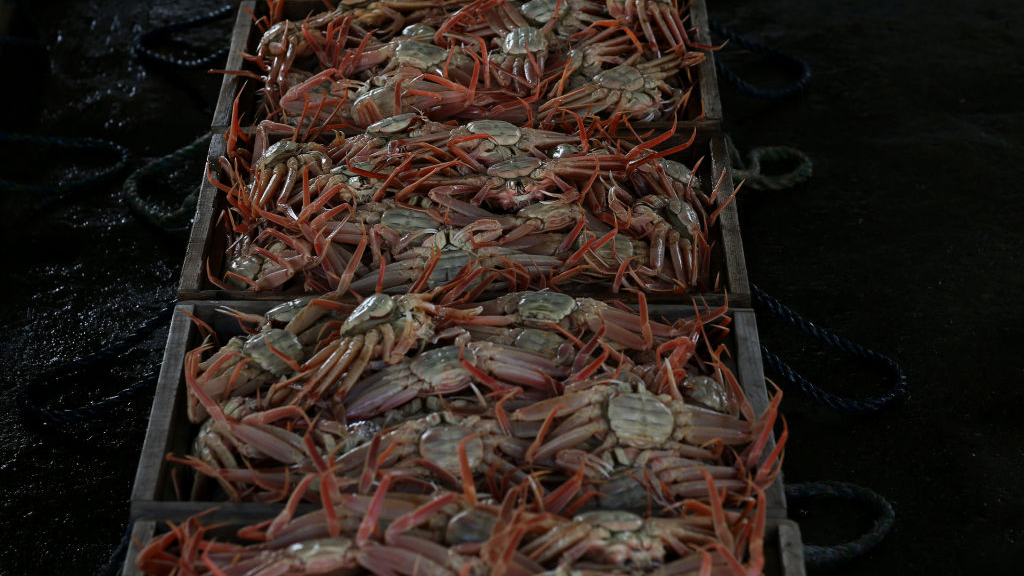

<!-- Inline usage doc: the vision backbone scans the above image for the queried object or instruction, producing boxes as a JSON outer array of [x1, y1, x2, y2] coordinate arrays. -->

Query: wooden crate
[[177, 129, 751, 305], [123, 517, 803, 576], [208, 0, 258, 128], [131, 300, 783, 521], [689, 0, 724, 121], [210, 1, 724, 131]]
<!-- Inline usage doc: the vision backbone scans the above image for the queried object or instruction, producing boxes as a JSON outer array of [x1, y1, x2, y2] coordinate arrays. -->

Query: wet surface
[[719, 1, 1024, 574], [0, 0, 1021, 575], [0, 2, 228, 575]]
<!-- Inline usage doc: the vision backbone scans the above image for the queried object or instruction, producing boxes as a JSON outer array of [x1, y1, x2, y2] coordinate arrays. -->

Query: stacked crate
[[125, 1, 806, 574]]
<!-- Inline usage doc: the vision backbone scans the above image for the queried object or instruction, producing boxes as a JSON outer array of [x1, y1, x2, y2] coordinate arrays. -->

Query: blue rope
[[708, 19, 812, 100], [0, 132, 131, 194], [17, 301, 177, 425], [134, 4, 234, 69], [786, 481, 896, 567], [752, 284, 909, 412]]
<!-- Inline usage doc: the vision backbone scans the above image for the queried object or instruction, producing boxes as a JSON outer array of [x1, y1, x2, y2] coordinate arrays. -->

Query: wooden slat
[[711, 134, 752, 306], [775, 520, 809, 576], [177, 135, 227, 299], [734, 309, 787, 515], [122, 521, 155, 576], [132, 501, 297, 523], [210, 1, 258, 128], [131, 303, 197, 505], [690, 0, 724, 120]]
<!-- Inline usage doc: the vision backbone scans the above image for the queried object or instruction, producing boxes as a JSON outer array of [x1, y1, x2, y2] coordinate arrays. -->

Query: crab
[[406, 148, 626, 211], [391, 119, 581, 172], [540, 51, 703, 121], [183, 326, 306, 423], [465, 290, 685, 352], [342, 341, 569, 419], [331, 410, 535, 499], [508, 379, 760, 465], [341, 33, 479, 86], [268, 292, 470, 408]]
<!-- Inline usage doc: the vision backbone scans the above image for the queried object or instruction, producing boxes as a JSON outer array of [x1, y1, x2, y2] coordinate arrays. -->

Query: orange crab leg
[[384, 492, 461, 542], [524, 406, 563, 463], [357, 472, 398, 546], [394, 159, 462, 200], [409, 245, 442, 293], [373, 153, 416, 202], [628, 126, 698, 172], [458, 435, 482, 505]]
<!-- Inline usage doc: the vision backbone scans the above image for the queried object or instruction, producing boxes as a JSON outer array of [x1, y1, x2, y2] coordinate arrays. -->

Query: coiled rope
[[786, 481, 896, 566], [752, 284, 909, 412], [726, 134, 905, 412], [708, 18, 812, 100], [123, 133, 211, 232], [17, 301, 176, 425], [0, 132, 130, 194], [133, 4, 233, 69], [727, 134, 813, 191]]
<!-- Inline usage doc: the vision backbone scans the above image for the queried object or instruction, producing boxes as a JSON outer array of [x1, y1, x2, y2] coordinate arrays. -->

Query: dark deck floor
[[0, 1, 1021, 574]]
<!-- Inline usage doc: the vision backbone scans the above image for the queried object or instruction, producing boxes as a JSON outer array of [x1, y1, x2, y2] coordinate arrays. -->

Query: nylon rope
[[726, 134, 813, 191], [708, 18, 812, 100], [786, 481, 896, 566], [17, 301, 176, 425], [123, 132, 211, 233], [133, 4, 233, 69], [0, 132, 131, 194], [752, 284, 909, 412]]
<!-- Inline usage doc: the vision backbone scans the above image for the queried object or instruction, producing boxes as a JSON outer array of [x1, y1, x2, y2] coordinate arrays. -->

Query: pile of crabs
[[207, 0, 725, 295], [136, 1, 786, 575]]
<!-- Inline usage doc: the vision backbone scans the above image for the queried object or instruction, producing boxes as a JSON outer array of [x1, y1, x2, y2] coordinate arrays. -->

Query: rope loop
[[727, 134, 813, 191], [753, 284, 909, 412], [708, 18, 812, 100], [0, 132, 130, 194], [17, 301, 177, 425], [134, 4, 233, 69], [786, 481, 896, 567], [123, 133, 211, 232]]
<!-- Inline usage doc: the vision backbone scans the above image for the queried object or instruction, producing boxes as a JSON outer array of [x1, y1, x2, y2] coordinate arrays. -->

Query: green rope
[[122, 133, 211, 231], [727, 134, 813, 191]]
